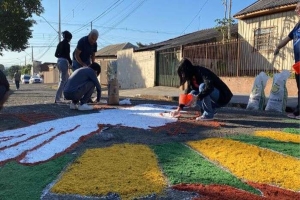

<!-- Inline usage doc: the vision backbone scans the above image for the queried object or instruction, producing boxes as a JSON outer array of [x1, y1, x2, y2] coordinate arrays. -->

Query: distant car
[[21, 74, 31, 84], [29, 76, 43, 84]]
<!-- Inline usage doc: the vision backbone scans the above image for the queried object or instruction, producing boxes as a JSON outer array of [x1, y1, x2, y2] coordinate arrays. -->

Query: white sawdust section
[[0, 104, 177, 164]]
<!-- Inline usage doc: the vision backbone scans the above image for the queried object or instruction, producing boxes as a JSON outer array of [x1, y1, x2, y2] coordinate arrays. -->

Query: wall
[[238, 10, 297, 72], [222, 77, 297, 97], [43, 67, 59, 84], [117, 48, 156, 89]]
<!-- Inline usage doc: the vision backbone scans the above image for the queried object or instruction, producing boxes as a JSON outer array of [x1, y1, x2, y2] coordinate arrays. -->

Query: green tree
[[21, 64, 32, 75], [0, 0, 44, 55], [0, 64, 4, 71], [7, 65, 21, 79]]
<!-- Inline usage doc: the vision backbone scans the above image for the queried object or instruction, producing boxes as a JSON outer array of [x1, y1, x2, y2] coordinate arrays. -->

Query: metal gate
[[156, 48, 181, 87]]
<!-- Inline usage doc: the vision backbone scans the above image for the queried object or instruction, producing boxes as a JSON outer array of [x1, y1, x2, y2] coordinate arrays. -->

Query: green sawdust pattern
[[283, 128, 300, 134], [0, 155, 74, 200], [151, 142, 259, 194], [227, 135, 300, 158]]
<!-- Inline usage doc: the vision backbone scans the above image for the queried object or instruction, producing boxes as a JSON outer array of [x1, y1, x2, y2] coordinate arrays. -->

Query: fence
[[183, 39, 291, 77]]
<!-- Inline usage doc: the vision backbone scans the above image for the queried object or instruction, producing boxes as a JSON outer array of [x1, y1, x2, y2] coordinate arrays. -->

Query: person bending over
[[63, 63, 101, 111], [171, 58, 233, 120]]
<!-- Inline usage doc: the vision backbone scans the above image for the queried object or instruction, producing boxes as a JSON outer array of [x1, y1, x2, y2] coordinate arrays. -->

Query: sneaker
[[70, 103, 78, 110], [287, 113, 296, 119], [78, 103, 93, 111], [196, 115, 214, 121]]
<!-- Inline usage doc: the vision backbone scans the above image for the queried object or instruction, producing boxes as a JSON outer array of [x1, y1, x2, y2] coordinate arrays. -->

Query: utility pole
[[58, 0, 61, 42]]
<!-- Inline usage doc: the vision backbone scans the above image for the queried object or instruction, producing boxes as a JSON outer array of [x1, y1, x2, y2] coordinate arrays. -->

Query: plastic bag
[[265, 70, 290, 112], [246, 72, 269, 110]]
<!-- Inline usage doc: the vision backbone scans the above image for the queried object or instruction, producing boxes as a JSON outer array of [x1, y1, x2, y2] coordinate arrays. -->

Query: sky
[[1, 0, 257, 67], [0, 104, 177, 164]]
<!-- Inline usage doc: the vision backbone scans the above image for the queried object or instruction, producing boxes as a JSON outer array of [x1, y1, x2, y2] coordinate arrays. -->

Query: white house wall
[[117, 48, 156, 89]]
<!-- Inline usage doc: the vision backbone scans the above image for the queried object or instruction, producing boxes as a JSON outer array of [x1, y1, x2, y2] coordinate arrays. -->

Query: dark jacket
[[178, 58, 232, 106], [0, 70, 9, 92], [55, 39, 72, 65]]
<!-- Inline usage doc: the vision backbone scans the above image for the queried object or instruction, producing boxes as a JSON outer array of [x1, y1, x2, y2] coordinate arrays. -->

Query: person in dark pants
[[63, 62, 101, 111], [0, 70, 10, 110], [171, 58, 233, 120], [72, 29, 98, 71], [274, 1, 300, 120], [13, 70, 21, 90], [54, 30, 72, 103]]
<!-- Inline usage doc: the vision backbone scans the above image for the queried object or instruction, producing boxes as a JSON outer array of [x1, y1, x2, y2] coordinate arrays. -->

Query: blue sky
[[1, 0, 257, 67]]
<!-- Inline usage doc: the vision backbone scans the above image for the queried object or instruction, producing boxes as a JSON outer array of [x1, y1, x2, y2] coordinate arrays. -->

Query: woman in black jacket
[[54, 30, 72, 103], [171, 58, 233, 120]]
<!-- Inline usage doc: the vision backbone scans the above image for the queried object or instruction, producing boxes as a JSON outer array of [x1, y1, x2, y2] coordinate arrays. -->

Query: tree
[[21, 64, 32, 75], [7, 65, 21, 79], [215, 0, 234, 43], [0, 64, 4, 71], [136, 42, 153, 48], [0, 0, 44, 55]]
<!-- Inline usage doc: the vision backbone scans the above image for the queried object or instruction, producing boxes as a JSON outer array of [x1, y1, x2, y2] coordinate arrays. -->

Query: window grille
[[253, 27, 275, 52]]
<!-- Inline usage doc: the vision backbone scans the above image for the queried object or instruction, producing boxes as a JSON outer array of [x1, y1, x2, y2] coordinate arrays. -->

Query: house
[[95, 42, 137, 85], [106, 0, 298, 96], [233, 0, 298, 74]]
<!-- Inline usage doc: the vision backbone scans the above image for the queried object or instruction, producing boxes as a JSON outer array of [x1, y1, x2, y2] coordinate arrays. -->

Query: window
[[253, 27, 275, 52]]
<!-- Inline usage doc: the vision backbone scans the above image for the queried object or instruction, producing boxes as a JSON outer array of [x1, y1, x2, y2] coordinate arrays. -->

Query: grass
[[0, 155, 74, 200]]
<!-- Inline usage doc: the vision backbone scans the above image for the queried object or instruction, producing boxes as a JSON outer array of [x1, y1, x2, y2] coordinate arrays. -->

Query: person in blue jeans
[[274, 1, 300, 120], [54, 30, 73, 103], [72, 29, 98, 71], [63, 62, 101, 111], [171, 58, 233, 120]]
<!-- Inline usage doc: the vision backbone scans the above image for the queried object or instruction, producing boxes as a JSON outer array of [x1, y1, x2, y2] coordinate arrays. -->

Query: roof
[[234, 0, 298, 19], [95, 42, 137, 57], [136, 24, 238, 52]]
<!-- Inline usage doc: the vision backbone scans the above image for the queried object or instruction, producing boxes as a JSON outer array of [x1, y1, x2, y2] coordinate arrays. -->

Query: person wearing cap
[[0, 69, 10, 111], [171, 58, 232, 121], [54, 30, 73, 103], [274, 1, 300, 120], [72, 29, 98, 71], [63, 62, 101, 111]]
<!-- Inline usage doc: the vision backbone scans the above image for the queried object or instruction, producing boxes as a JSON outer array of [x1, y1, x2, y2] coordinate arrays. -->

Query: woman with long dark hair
[[54, 30, 72, 103]]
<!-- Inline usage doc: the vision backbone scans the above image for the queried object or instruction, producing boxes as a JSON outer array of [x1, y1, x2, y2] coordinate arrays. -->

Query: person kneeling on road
[[63, 62, 101, 111], [171, 58, 233, 120]]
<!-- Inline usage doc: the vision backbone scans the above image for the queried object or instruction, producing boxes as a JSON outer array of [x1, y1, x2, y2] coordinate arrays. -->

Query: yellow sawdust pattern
[[255, 130, 300, 143], [51, 144, 167, 199], [187, 138, 300, 191]]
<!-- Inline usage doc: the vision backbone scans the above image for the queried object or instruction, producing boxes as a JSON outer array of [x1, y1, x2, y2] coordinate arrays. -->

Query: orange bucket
[[179, 94, 193, 105], [293, 61, 300, 74]]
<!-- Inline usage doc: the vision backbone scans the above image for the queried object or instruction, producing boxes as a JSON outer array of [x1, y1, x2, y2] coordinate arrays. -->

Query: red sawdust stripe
[[0, 125, 78, 166], [173, 182, 300, 200], [14, 112, 57, 124], [0, 134, 26, 142], [17, 124, 105, 166], [0, 128, 53, 151]]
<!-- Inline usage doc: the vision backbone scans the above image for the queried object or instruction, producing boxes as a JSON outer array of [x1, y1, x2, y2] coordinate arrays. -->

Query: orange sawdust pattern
[[13, 112, 57, 124], [153, 111, 222, 135], [173, 182, 300, 200]]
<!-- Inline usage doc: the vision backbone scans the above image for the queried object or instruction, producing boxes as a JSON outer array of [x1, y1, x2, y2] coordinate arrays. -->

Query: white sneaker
[[78, 103, 93, 111], [70, 103, 78, 110]]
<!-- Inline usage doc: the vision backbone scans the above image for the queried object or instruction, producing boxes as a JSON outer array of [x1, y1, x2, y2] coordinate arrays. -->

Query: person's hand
[[274, 48, 280, 55], [170, 107, 181, 117]]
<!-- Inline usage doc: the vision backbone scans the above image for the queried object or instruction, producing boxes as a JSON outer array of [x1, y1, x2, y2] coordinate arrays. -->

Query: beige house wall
[[117, 48, 156, 89], [43, 67, 59, 84], [237, 10, 298, 72]]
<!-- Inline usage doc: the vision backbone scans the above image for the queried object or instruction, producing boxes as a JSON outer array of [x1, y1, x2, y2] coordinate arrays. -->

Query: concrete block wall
[[117, 49, 156, 89]]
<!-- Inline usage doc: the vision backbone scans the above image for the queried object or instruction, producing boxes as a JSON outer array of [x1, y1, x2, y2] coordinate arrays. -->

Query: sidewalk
[[102, 86, 298, 111]]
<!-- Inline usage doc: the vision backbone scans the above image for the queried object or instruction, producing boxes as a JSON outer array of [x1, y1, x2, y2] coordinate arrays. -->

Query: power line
[[181, 0, 209, 34]]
